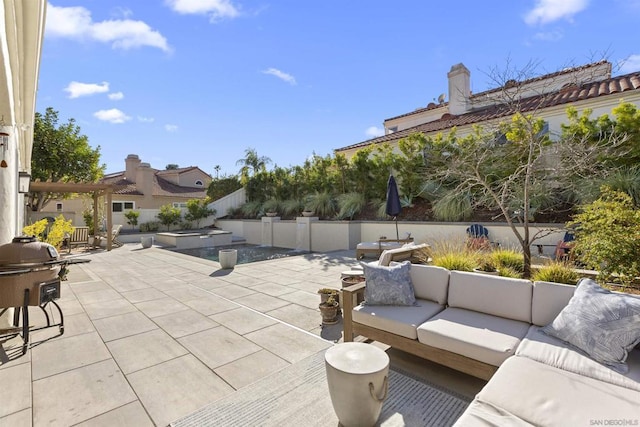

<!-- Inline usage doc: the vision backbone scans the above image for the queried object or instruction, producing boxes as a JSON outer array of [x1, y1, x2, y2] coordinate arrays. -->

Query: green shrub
[[532, 262, 579, 285], [156, 204, 182, 231], [337, 192, 366, 220], [570, 187, 640, 286], [262, 198, 280, 214], [305, 191, 335, 218], [240, 201, 262, 218], [432, 190, 472, 221], [124, 210, 140, 229], [498, 266, 522, 278], [282, 199, 303, 217], [490, 249, 524, 273], [432, 253, 475, 272], [140, 221, 160, 232]]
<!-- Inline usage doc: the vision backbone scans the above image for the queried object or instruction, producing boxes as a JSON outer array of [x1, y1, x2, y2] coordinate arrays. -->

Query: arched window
[[195, 180, 204, 186]]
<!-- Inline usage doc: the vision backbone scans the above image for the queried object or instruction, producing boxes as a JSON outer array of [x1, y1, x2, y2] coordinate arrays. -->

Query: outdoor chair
[[554, 231, 575, 261], [101, 224, 123, 248], [356, 236, 414, 260], [466, 224, 496, 250]]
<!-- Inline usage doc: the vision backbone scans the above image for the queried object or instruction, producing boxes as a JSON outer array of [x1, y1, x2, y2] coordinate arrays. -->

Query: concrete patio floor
[[0, 244, 485, 426]]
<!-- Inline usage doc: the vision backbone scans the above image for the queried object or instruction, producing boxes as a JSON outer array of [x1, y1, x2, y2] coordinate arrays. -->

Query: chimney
[[124, 154, 141, 182], [136, 162, 155, 198], [447, 63, 471, 116]]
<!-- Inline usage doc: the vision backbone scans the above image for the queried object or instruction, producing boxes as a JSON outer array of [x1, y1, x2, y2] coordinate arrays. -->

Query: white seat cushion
[[417, 307, 530, 367], [356, 241, 403, 250], [453, 399, 535, 426], [353, 298, 444, 340], [477, 356, 640, 426], [516, 325, 640, 392]]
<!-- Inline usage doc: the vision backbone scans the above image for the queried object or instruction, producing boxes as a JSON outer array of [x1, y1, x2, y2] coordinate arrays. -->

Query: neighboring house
[[39, 154, 212, 226], [335, 61, 640, 158]]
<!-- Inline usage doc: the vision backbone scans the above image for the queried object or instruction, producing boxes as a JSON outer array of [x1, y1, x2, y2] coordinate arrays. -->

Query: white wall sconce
[[18, 171, 31, 193]]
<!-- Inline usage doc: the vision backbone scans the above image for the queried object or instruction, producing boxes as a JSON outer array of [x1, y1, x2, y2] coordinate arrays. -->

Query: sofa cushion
[[517, 325, 640, 392], [542, 278, 640, 373], [453, 399, 535, 427], [448, 271, 532, 323], [531, 281, 576, 326], [416, 307, 530, 367], [353, 298, 444, 340], [408, 264, 449, 304], [362, 261, 416, 306], [476, 355, 640, 426]]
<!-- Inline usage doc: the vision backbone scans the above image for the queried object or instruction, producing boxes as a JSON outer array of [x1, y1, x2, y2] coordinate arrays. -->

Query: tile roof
[[99, 171, 207, 198], [338, 69, 640, 152]]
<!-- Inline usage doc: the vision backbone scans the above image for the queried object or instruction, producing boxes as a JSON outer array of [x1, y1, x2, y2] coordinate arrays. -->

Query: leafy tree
[[124, 210, 140, 229], [30, 107, 105, 211], [165, 164, 179, 170], [422, 62, 627, 278], [570, 187, 640, 286], [184, 199, 216, 228], [156, 204, 182, 231], [236, 148, 272, 185], [207, 175, 242, 201]]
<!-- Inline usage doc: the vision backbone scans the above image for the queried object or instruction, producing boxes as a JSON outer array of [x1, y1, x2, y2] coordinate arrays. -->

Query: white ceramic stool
[[325, 342, 389, 427]]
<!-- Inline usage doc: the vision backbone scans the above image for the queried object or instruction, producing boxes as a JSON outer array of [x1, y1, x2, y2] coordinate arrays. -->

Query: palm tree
[[236, 148, 272, 184], [214, 165, 221, 179]]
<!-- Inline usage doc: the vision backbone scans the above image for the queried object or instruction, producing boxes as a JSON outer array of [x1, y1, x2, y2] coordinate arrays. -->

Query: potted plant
[[473, 258, 499, 276], [318, 287, 339, 304], [319, 295, 340, 325], [262, 198, 280, 217]]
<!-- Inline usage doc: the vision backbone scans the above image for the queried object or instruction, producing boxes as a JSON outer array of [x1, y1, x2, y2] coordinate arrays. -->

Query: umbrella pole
[[394, 217, 399, 240]]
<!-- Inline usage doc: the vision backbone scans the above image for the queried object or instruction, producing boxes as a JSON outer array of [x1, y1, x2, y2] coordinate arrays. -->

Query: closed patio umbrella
[[386, 175, 402, 240]]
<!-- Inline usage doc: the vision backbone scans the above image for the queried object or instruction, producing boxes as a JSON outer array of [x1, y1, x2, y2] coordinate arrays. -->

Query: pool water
[[174, 244, 309, 264]]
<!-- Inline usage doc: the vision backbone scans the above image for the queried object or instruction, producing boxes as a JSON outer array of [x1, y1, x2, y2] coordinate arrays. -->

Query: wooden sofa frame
[[66, 226, 90, 253], [342, 282, 498, 381], [356, 238, 414, 260]]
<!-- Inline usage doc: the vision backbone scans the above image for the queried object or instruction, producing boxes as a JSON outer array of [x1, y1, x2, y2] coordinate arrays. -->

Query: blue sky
[[37, 0, 640, 176]]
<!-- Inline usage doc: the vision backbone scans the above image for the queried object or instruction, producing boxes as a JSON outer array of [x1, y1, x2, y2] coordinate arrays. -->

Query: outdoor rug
[[171, 350, 471, 427]]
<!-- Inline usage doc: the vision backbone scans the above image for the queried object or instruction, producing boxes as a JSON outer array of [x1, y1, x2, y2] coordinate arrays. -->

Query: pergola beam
[[29, 181, 121, 251]]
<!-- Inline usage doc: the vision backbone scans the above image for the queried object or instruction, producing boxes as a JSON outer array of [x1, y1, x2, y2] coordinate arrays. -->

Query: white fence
[[208, 187, 246, 218]]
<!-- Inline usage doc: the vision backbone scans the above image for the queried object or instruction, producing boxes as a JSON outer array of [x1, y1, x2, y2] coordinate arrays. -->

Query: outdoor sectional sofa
[[342, 264, 640, 426]]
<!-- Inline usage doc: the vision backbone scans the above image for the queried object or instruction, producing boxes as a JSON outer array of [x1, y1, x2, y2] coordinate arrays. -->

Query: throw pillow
[[542, 278, 640, 373], [362, 260, 416, 306]]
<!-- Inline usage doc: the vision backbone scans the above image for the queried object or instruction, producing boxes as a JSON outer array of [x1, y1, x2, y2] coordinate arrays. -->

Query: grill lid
[[0, 236, 60, 268]]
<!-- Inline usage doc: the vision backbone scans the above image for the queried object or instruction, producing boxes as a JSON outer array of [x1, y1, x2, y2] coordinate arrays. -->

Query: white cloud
[[108, 92, 124, 100], [524, 0, 589, 25], [262, 68, 297, 85], [165, 124, 179, 132], [93, 109, 131, 124], [64, 81, 109, 98], [365, 126, 385, 138], [619, 54, 640, 74], [533, 30, 563, 41], [46, 4, 171, 52], [138, 116, 155, 123], [166, 0, 240, 22]]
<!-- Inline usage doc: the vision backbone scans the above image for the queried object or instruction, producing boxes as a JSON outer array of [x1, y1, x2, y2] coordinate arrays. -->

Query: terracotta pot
[[319, 303, 339, 324], [342, 275, 365, 288]]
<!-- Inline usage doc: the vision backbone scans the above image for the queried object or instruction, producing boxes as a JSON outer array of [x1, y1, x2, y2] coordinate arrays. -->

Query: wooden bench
[[67, 226, 90, 252]]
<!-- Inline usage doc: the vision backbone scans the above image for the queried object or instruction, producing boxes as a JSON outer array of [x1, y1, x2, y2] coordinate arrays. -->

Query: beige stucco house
[[335, 61, 640, 158], [37, 154, 212, 226]]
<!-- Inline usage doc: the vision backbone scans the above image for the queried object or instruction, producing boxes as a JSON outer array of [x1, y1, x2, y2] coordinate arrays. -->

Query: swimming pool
[[174, 244, 309, 264]]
